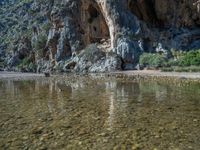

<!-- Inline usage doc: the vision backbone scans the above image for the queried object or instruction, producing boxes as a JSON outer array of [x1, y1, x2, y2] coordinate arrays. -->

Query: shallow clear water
[[0, 76, 200, 150]]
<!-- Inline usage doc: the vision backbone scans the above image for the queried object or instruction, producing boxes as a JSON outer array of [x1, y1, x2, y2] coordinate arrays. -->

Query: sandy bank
[[1, 70, 200, 80], [0, 71, 44, 80], [110, 70, 200, 79]]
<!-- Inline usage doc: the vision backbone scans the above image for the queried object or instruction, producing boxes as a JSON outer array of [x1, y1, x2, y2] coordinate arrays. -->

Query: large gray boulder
[[115, 37, 143, 69], [63, 44, 122, 73]]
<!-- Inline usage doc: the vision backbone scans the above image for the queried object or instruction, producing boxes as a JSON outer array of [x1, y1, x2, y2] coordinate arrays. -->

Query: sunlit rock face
[[47, 0, 142, 70], [46, 0, 200, 70], [1, 0, 200, 72]]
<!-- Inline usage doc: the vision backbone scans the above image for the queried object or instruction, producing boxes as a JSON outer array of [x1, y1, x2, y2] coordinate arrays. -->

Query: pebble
[[59, 132, 64, 136], [1, 74, 200, 150], [32, 127, 43, 134], [193, 119, 198, 122], [22, 136, 29, 140], [132, 144, 140, 150]]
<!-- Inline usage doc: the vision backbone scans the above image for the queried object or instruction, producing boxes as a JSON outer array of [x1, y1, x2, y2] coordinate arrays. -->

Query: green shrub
[[28, 62, 37, 72], [17, 57, 37, 72], [17, 57, 30, 69], [21, 57, 31, 66], [0, 61, 5, 68], [178, 51, 200, 66], [42, 22, 51, 34], [139, 53, 166, 68], [165, 59, 179, 67], [34, 34, 47, 58], [141, 50, 200, 72]]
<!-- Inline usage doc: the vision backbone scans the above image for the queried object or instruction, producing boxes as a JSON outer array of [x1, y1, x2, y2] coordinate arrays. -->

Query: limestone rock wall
[[46, 0, 200, 69], [46, 0, 142, 69], [1, 0, 200, 72]]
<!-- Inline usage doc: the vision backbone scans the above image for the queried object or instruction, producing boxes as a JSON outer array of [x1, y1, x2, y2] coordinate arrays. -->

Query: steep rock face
[[8, 37, 32, 67], [1, 0, 200, 72], [47, 0, 142, 71], [128, 0, 200, 27], [46, 0, 200, 70], [128, 0, 200, 51], [154, 0, 200, 27]]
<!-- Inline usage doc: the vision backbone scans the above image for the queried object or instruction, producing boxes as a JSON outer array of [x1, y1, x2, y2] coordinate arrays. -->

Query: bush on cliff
[[0, 60, 5, 68], [139, 53, 166, 68], [34, 34, 47, 58], [17, 57, 37, 72], [140, 50, 200, 71], [178, 50, 200, 66]]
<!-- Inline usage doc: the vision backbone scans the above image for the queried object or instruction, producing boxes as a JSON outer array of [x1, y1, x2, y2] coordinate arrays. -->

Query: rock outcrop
[[45, 0, 143, 71], [0, 0, 200, 72]]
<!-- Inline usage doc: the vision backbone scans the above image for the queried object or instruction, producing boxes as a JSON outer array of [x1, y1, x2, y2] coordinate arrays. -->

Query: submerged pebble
[[0, 75, 199, 149]]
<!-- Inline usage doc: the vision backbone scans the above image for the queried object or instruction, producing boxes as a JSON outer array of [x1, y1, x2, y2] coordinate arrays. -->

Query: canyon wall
[[0, 0, 200, 72]]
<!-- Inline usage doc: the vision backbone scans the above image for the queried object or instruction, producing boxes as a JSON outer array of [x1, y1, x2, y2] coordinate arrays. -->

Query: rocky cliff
[[0, 0, 200, 72]]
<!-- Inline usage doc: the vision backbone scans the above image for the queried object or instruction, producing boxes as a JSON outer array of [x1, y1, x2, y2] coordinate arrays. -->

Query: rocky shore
[[1, 71, 200, 83], [106, 70, 200, 84], [0, 71, 43, 80], [110, 70, 200, 79]]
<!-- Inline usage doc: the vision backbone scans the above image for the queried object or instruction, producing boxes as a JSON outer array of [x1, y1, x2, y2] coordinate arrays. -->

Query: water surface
[[0, 76, 200, 150]]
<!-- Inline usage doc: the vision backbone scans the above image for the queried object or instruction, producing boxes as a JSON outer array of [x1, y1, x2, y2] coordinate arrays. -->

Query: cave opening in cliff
[[128, 0, 159, 26], [85, 4, 110, 44], [88, 5, 99, 23]]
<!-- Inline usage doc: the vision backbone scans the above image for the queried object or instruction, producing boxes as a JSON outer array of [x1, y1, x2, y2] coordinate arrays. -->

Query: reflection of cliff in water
[[104, 80, 200, 129], [1, 78, 200, 131], [0, 77, 200, 150]]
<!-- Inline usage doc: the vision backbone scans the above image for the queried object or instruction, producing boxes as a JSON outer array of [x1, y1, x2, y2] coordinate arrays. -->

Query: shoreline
[[0, 71, 44, 80], [0, 70, 200, 81], [109, 70, 200, 79]]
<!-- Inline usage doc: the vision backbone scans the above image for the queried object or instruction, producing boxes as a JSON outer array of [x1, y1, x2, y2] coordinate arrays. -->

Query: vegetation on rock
[[34, 34, 48, 59], [139, 53, 166, 68], [139, 49, 200, 72]]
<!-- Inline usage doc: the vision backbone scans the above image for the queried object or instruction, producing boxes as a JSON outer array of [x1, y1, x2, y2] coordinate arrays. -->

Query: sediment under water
[[0, 75, 199, 150]]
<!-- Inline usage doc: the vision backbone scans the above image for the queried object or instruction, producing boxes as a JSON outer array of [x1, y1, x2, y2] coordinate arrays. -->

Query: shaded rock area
[[8, 37, 32, 67], [0, 0, 200, 73]]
